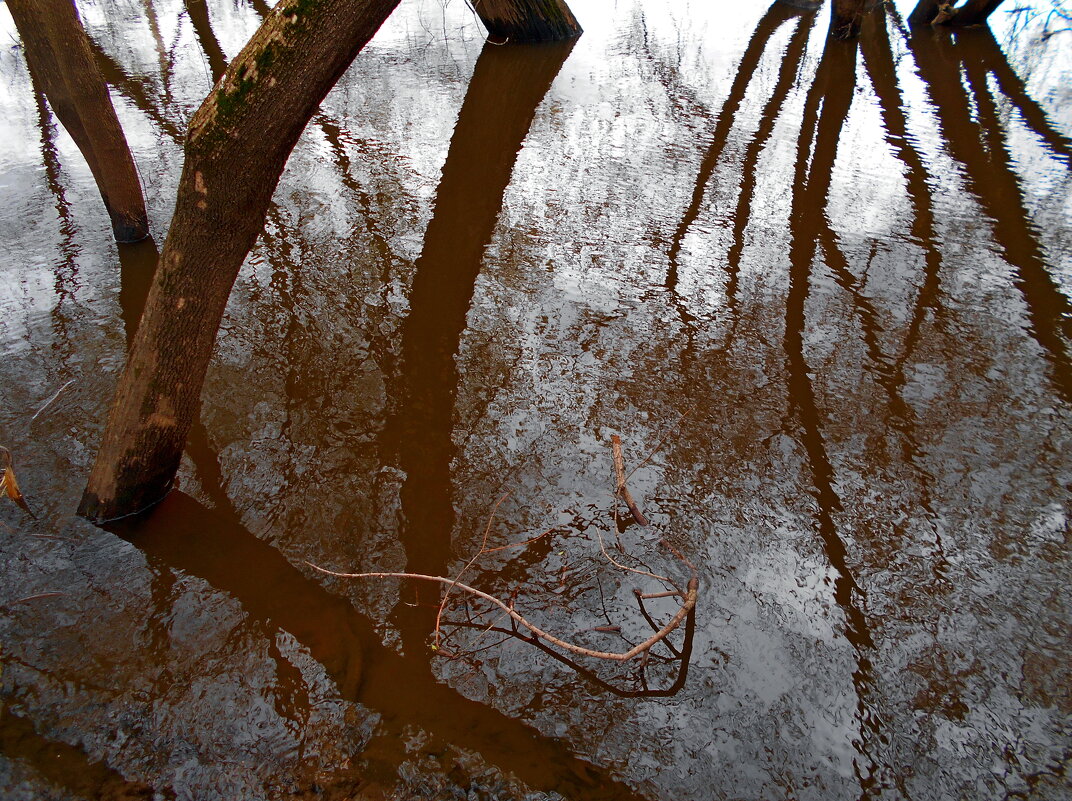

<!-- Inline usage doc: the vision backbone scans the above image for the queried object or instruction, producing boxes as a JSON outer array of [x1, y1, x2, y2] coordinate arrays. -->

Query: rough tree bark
[[8, 0, 149, 242], [78, 0, 402, 521], [472, 0, 582, 42], [830, 0, 870, 39]]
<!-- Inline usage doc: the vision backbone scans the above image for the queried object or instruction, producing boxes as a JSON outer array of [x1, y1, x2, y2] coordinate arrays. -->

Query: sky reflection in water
[[0, 0, 1069, 799]]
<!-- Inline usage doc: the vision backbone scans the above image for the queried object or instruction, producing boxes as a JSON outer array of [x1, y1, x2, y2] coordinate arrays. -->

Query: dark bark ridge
[[831, 0, 870, 40]]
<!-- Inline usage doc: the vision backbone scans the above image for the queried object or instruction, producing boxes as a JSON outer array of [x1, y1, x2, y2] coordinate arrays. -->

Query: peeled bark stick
[[611, 435, 649, 526], [308, 564, 698, 663]]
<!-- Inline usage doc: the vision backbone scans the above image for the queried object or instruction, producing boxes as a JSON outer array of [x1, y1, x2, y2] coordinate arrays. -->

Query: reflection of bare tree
[[107, 493, 647, 800], [97, 16, 642, 793], [118, 237, 162, 347], [139, 0, 175, 105], [724, 9, 817, 332], [857, 10, 949, 573], [87, 35, 187, 144], [969, 26, 1072, 168], [185, 0, 229, 83], [665, 1, 802, 300], [378, 38, 571, 602], [30, 83, 82, 369], [31, 87, 80, 280], [784, 24, 883, 799], [897, 16, 1072, 404]]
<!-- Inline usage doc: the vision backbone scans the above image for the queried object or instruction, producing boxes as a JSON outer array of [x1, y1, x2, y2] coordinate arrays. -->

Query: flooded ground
[[0, 0, 1070, 798]]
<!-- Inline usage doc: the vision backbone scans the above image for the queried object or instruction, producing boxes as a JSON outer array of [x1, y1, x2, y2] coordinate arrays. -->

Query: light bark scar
[[176, 297, 186, 310], [147, 396, 177, 428], [194, 171, 208, 210]]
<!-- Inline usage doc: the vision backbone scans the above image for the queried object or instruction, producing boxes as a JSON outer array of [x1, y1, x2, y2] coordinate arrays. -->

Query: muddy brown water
[[0, 0, 1070, 798]]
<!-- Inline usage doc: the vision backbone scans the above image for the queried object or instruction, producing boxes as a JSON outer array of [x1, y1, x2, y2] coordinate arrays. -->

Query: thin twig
[[592, 436, 678, 589], [481, 524, 560, 554], [30, 379, 76, 423], [637, 589, 682, 600], [635, 589, 681, 658], [29, 533, 81, 542], [434, 492, 509, 648], [8, 591, 66, 605], [308, 563, 698, 663], [441, 606, 698, 699], [592, 521, 678, 591]]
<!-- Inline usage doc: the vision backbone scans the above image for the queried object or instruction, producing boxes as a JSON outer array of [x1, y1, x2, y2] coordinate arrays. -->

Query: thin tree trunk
[[831, 0, 869, 39], [472, 0, 582, 42], [79, 0, 401, 522], [185, 0, 229, 82], [8, 0, 149, 243]]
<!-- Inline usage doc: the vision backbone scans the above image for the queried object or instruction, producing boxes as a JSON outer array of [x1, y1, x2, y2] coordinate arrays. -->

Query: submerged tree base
[[472, 0, 582, 42]]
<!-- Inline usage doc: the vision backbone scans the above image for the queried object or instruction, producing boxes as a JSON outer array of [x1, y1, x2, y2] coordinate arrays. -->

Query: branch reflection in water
[[0, 0, 1069, 798]]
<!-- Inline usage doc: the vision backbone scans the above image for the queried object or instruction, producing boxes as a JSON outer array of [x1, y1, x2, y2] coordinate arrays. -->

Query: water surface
[[0, 0, 1069, 798]]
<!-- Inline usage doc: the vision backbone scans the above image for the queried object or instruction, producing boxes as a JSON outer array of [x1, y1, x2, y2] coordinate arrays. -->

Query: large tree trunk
[[472, 0, 582, 42], [908, 0, 943, 25], [909, 0, 1006, 25], [830, 0, 869, 39], [79, 0, 401, 522], [8, 0, 149, 242], [944, 0, 1006, 26]]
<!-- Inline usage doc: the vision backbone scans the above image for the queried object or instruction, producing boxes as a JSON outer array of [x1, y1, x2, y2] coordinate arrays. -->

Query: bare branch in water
[[308, 563, 698, 663]]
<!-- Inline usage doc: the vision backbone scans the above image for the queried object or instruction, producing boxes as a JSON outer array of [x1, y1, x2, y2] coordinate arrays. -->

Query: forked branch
[[308, 564, 698, 662], [309, 435, 700, 682]]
